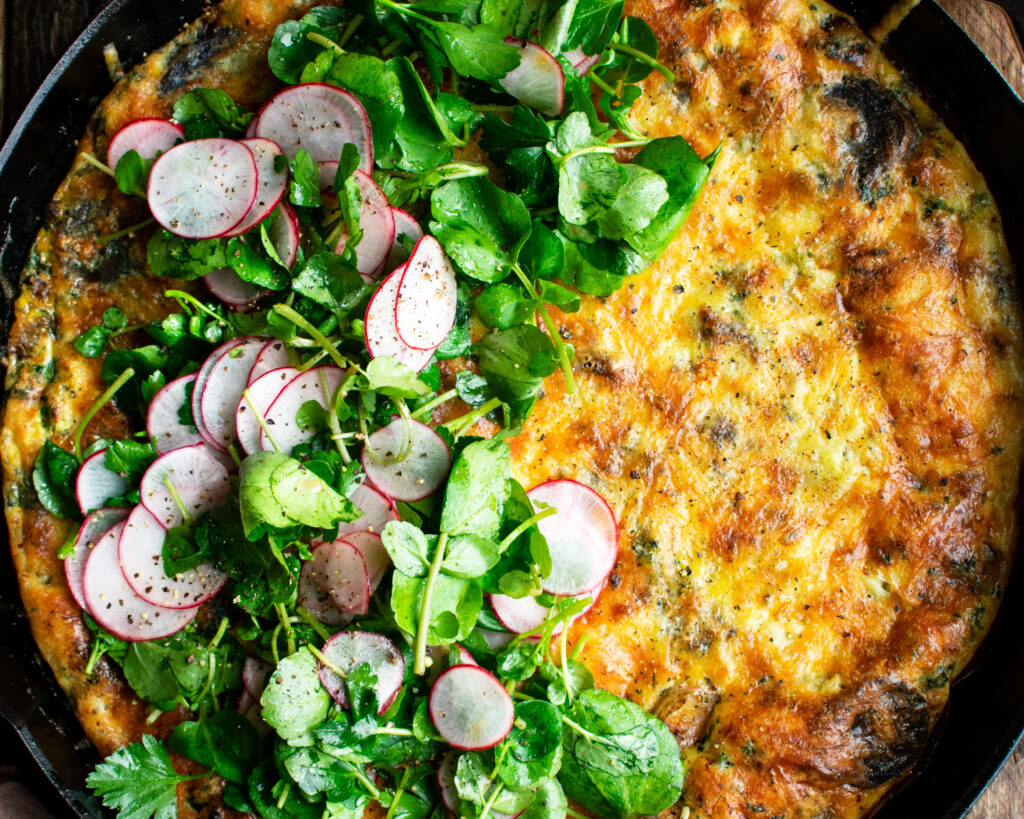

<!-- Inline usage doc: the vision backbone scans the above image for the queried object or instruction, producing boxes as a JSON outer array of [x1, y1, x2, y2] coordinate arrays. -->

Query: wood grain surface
[[0, 0, 1022, 817]]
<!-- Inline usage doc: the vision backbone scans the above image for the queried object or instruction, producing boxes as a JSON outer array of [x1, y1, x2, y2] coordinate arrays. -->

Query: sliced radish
[[395, 235, 458, 351], [528, 480, 618, 595], [236, 366, 301, 455], [249, 339, 291, 383], [259, 365, 345, 454], [82, 521, 197, 641], [107, 118, 184, 169], [564, 47, 601, 75], [499, 40, 565, 117], [198, 337, 266, 451], [237, 688, 255, 714], [255, 83, 373, 172], [147, 138, 258, 240], [147, 374, 203, 455], [192, 337, 245, 451], [364, 267, 435, 372], [76, 449, 130, 516], [119, 505, 227, 609], [243, 657, 274, 699], [429, 665, 514, 750], [490, 581, 602, 636], [337, 483, 399, 538], [204, 267, 269, 309], [437, 750, 461, 812], [298, 539, 370, 625], [223, 138, 289, 236], [139, 443, 231, 529], [334, 171, 395, 278], [341, 531, 389, 595], [318, 160, 340, 194], [385, 208, 424, 272], [267, 201, 300, 270], [361, 417, 451, 502], [65, 507, 130, 610], [317, 631, 405, 713], [476, 628, 514, 650]]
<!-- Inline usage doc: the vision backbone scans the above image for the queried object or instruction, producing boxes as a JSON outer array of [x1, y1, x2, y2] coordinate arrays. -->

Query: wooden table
[[0, 0, 1022, 816]]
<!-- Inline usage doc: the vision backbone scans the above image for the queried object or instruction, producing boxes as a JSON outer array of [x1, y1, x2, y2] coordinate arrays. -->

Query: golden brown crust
[[3, 0, 1022, 817]]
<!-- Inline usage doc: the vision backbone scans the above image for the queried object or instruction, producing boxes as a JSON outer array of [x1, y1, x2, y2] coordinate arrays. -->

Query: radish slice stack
[[197, 337, 266, 451], [341, 531, 390, 595], [147, 374, 204, 454], [429, 665, 515, 750], [317, 631, 405, 712], [361, 417, 452, 502], [139, 443, 231, 529], [259, 366, 345, 454], [267, 201, 300, 269], [297, 539, 371, 625], [334, 171, 395, 277], [249, 339, 291, 382], [499, 40, 566, 117], [385, 209, 424, 272], [336, 483, 399, 537], [107, 118, 184, 168], [76, 450, 130, 516], [64, 507, 130, 610], [236, 366, 301, 455], [225, 138, 289, 236]]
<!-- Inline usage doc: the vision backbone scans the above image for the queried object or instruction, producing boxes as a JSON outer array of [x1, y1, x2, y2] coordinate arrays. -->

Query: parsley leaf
[[86, 734, 191, 819]]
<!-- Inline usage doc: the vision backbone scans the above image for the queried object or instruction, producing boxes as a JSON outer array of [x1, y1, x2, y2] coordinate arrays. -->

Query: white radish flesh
[[490, 580, 603, 635], [528, 480, 619, 595], [437, 750, 461, 812], [147, 374, 204, 455], [341, 531, 390, 595], [476, 628, 514, 650], [236, 366, 301, 455], [394, 235, 458, 351], [243, 657, 274, 699], [429, 665, 514, 750], [259, 365, 345, 454], [298, 539, 370, 624], [385, 208, 424, 272], [364, 267, 436, 372], [119, 505, 227, 609], [192, 337, 245, 451], [225, 137, 289, 236], [107, 118, 184, 169], [334, 171, 395, 278], [65, 507, 130, 610], [317, 631, 405, 713], [204, 267, 269, 309], [337, 483, 399, 538], [255, 83, 373, 172], [361, 417, 451, 502], [147, 138, 258, 240], [249, 339, 292, 383], [198, 337, 266, 451], [82, 521, 197, 641], [499, 40, 565, 117], [564, 47, 601, 75], [268, 202, 300, 270], [76, 450, 131, 516], [139, 443, 231, 529]]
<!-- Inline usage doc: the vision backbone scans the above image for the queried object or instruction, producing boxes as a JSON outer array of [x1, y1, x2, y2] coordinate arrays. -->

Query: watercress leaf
[[86, 734, 189, 819], [480, 106, 553, 155], [173, 88, 253, 137], [455, 369, 490, 408], [434, 282, 473, 360], [519, 777, 569, 819], [32, 441, 80, 519], [437, 92, 484, 132], [559, 235, 642, 297], [282, 745, 368, 801], [147, 230, 228, 280], [103, 306, 128, 331], [519, 220, 564, 280], [631, 135, 713, 259], [536, 279, 580, 312], [268, 7, 349, 84], [363, 357, 432, 399], [442, 533, 500, 578], [431, 22, 520, 81], [296, 399, 329, 434], [318, 52, 405, 156], [114, 149, 150, 197], [163, 524, 206, 576], [562, 0, 624, 54], [289, 148, 323, 207], [168, 711, 260, 786], [391, 570, 481, 644], [474, 283, 536, 330], [498, 700, 563, 789], [260, 647, 332, 745], [239, 452, 297, 534], [598, 84, 643, 140], [292, 251, 368, 316], [248, 759, 325, 819], [558, 151, 625, 225], [75, 325, 110, 357], [597, 16, 657, 85], [269, 456, 360, 528], [387, 57, 455, 173], [593, 163, 669, 240], [474, 325, 557, 424], [225, 232, 290, 289], [439, 437, 511, 539], [498, 569, 536, 597], [430, 177, 531, 283], [103, 440, 157, 478], [381, 520, 431, 577]]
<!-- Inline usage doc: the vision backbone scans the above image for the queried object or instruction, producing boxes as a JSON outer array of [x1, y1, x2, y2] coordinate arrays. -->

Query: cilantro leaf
[[86, 734, 190, 819]]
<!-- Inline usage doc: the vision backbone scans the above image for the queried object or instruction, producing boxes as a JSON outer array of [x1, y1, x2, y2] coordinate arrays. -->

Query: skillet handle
[[935, 0, 1024, 100]]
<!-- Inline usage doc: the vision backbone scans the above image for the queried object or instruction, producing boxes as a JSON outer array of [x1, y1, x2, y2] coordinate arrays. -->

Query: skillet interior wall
[[0, 0, 1022, 817]]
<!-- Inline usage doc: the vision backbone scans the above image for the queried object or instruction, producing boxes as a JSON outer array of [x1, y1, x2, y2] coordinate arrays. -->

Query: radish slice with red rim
[[364, 267, 436, 372], [429, 665, 514, 750], [147, 138, 258, 240], [65, 507, 130, 610], [147, 374, 202, 455], [337, 483, 399, 538], [119, 505, 227, 609], [249, 339, 291, 383], [426, 643, 478, 684], [341, 531, 390, 595], [139, 442, 231, 529], [361, 416, 452, 502], [192, 337, 245, 451], [107, 118, 184, 169], [334, 171, 395, 278], [204, 267, 270, 310], [224, 137, 289, 236], [82, 521, 198, 641], [255, 83, 373, 172], [298, 539, 370, 625], [198, 337, 266, 451], [394, 235, 458, 351], [499, 40, 565, 117], [475, 627, 514, 650], [259, 365, 345, 454], [243, 657, 274, 699], [76, 449, 131, 516], [563, 47, 601, 75], [528, 479, 619, 595], [490, 580, 603, 635], [437, 750, 461, 812], [236, 366, 301, 455], [317, 631, 405, 713], [385, 208, 424, 272], [267, 201, 300, 270], [318, 160, 339, 194]]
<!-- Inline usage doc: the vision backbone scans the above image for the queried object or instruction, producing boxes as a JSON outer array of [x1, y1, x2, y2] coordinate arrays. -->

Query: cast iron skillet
[[1, 0, 1023, 816]]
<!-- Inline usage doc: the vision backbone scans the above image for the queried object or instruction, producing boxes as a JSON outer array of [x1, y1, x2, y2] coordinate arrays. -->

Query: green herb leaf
[[114, 149, 151, 197], [497, 700, 564, 789], [32, 441, 79, 519], [432, 22, 520, 81], [474, 325, 558, 425], [442, 533, 500, 578], [173, 88, 253, 139], [86, 734, 190, 819], [269, 7, 350, 84], [363, 357, 432, 399], [439, 437, 511, 539], [168, 711, 260, 786], [289, 148, 323, 207], [475, 283, 537, 330], [261, 647, 332, 745], [381, 520, 432, 577]]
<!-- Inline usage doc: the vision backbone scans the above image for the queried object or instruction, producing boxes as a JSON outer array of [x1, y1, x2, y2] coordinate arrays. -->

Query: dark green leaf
[[75, 325, 110, 358], [173, 88, 253, 138], [289, 149, 323, 207], [432, 22, 520, 81], [168, 711, 260, 786], [86, 735, 189, 819], [260, 647, 332, 745], [475, 283, 536, 329], [381, 520, 431, 577], [32, 441, 79, 518], [474, 325, 558, 424], [440, 437, 511, 539]]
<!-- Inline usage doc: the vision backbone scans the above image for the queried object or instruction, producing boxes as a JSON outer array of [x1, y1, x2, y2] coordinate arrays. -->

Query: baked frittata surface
[[3, 1, 1022, 817]]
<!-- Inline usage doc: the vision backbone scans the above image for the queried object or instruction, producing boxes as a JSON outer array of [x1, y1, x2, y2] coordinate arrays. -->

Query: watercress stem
[[385, 768, 412, 819], [442, 396, 502, 437], [274, 603, 297, 656], [496, 506, 557, 552], [97, 217, 155, 245], [308, 644, 347, 677], [319, 369, 350, 463], [338, 14, 364, 47], [608, 41, 675, 81], [272, 304, 349, 369], [377, 0, 437, 28], [73, 367, 135, 462], [410, 387, 458, 420], [560, 624, 573, 698], [589, 72, 618, 96], [80, 152, 115, 178], [479, 783, 505, 819], [511, 264, 576, 394], [413, 531, 449, 675], [471, 104, 515, 113], [306, 30, 345, 55], [164, 290, 228, 326], [512, 597, 590, 643], [295, 606, 333, 640], [163, 477, 193, 525], [570, 633, 589, 660], [242, 387, 282, 452], [84, 637, 104, 675]]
